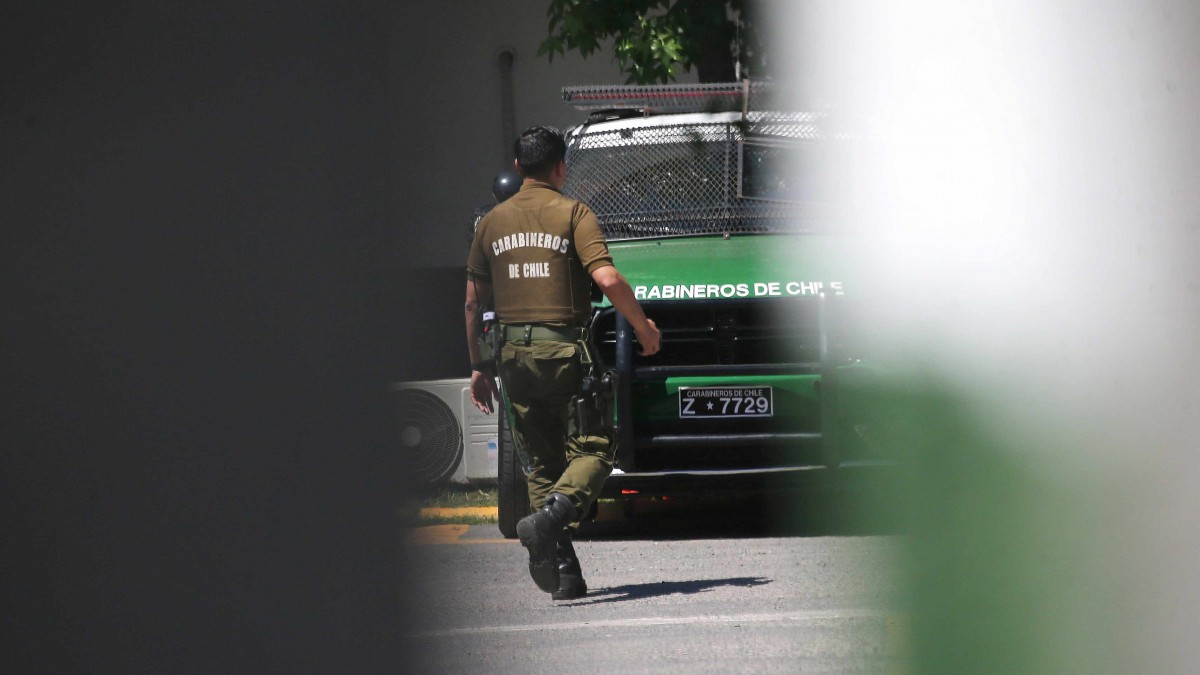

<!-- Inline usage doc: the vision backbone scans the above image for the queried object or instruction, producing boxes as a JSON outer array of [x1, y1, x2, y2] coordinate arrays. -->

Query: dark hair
[[514, 126, 566, 179]]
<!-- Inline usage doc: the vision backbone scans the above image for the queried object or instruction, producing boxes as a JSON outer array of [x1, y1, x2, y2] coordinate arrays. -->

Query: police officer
[[465, 126, 660, 600], [491, 168, 521, 204], [470, 169, 523, 244]]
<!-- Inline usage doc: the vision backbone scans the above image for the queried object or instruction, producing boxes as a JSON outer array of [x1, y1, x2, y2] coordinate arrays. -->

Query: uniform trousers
[[497, 338, 613, 521]]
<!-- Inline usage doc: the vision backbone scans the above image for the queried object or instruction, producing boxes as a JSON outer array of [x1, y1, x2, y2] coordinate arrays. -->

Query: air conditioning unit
[[390, 378, 498, 486]]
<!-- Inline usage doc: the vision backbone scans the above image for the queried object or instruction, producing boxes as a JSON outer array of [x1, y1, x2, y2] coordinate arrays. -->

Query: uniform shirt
[[467, 180, 612, 326]]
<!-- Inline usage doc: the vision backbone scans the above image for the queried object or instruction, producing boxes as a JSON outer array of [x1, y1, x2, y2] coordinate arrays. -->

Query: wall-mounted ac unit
[[390, 378, 498, 486]]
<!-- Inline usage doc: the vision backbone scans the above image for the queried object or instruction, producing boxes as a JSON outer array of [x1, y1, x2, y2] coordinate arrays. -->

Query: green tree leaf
[[538, 0, 765, 84]]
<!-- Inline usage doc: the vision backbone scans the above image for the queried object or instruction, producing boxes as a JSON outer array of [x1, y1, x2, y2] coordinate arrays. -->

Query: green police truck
[[494, 82, 885, 537]]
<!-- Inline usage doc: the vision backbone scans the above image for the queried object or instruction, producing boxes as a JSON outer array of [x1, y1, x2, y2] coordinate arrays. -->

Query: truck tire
[[496, 410, 529, 539]]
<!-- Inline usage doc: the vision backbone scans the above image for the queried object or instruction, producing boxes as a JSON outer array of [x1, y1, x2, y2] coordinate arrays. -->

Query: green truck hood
[[601, 234, 853, 305]]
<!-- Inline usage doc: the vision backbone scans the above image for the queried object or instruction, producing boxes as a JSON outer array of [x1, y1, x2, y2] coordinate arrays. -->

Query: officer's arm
[[590, 264, 660, 356], [465, 278, 493, 368], [465, 278, 499, 413]]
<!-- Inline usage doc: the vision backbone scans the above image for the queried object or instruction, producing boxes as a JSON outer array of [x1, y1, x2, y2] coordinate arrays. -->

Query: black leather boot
[[551, 537, 587, 601], [515, 493, 577, 593]]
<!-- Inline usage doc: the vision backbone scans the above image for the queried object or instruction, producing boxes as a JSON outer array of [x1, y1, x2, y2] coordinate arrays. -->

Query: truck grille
[[591, 299, 821, 369]]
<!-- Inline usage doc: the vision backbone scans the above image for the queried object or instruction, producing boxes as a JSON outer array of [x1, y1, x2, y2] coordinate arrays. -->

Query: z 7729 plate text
[[678, 386, 774, 418]]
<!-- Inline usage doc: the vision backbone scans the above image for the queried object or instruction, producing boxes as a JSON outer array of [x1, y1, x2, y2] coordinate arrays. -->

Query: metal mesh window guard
[[563, 111, 838, 240]]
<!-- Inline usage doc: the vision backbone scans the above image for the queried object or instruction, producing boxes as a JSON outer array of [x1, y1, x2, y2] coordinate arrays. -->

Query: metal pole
[[615, 312, 636, 470], [496, 48, 516, 168]]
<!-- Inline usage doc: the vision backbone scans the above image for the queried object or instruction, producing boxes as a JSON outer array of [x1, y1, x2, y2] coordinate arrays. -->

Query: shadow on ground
[[559, 577, 773, 605]]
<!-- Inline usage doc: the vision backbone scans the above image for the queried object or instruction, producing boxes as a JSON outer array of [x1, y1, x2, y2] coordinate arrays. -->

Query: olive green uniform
[[466, 180, 614, 519]]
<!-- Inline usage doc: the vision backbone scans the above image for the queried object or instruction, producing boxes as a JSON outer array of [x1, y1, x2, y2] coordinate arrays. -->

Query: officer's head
[[514, 126, 567, 185], [491, 169, 521, 203]]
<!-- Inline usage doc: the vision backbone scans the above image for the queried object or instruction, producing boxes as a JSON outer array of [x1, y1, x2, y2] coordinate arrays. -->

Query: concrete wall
[[392, 1, 694, 270], [1, 2, 693, 669]]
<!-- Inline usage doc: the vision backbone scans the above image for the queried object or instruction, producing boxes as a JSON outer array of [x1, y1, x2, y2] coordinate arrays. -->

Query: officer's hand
[[635, 318, 661, 356], [469, 370, 500, 414]]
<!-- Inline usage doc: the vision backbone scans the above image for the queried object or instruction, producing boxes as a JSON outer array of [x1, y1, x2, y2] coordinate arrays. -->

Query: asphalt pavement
[[400, 492, 909, 674]]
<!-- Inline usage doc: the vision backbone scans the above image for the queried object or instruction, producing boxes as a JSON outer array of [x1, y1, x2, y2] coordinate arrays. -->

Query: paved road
[[400, 492, 908, 674]]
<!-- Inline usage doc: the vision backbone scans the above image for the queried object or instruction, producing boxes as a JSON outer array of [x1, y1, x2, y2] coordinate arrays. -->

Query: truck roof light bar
[[562, 80, 776, 113]]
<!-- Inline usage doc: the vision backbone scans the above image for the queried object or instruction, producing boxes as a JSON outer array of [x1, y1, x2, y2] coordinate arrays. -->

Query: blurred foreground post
[[774, 1, 1200, 671]]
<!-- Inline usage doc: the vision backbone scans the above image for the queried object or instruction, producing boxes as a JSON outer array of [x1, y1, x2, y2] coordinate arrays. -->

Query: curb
[[418, 506, 499, 519]]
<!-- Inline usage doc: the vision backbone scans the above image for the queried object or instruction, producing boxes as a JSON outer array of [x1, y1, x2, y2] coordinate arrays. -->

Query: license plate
[[678, 386, 774, 418]]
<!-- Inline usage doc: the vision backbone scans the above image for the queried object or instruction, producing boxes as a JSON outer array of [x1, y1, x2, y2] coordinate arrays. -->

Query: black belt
[[501, 324, 587, 344]]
